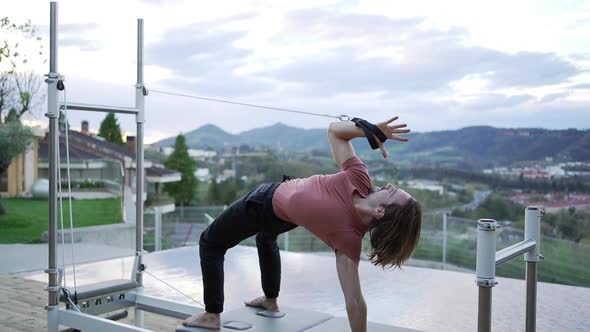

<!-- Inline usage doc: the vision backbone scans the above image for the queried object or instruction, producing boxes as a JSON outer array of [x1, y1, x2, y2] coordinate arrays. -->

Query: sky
[[2, 0, 590, 144]]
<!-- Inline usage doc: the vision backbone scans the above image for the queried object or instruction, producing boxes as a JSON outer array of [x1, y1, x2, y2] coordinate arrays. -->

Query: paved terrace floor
[[5, 246, 590, 331]]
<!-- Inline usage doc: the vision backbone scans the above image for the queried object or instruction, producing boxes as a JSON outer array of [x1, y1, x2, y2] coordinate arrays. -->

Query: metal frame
[[476, 207, 543, 332], [59, 102, 139, 115], [44, 2, 202, 331]]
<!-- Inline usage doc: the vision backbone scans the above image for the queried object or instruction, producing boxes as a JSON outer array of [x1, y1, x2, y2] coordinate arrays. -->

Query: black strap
[[366, 122, 388, 143], [358, 122, 380, 149], [351, 118, 387, 149], [352, 118, 388, 143]]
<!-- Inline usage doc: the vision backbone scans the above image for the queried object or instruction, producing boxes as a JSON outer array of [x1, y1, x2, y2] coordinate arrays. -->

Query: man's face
[[368, 183, 412, 208]]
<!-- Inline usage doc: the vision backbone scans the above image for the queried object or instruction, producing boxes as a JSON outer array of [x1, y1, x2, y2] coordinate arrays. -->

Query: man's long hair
[[367, 199, 422, 269]]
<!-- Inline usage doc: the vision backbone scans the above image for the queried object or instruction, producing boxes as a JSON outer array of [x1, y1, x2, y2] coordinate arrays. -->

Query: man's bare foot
[[182, 311, 221, 330], [244, 296, 279, 312]]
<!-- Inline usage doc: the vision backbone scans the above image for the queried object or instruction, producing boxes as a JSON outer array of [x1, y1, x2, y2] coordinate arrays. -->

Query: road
[[430, 190, 491, 215]]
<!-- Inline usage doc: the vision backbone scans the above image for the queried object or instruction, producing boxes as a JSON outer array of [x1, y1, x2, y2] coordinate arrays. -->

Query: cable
[[63, 86, 78, 294], [57, 81, 78, 296], [143, 269, 205, 308], [149, 89, 351, 122], [57, 123, 67, 289]]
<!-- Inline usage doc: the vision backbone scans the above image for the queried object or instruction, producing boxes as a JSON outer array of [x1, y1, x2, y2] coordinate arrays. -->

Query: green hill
[[156, 124, 590, 169]]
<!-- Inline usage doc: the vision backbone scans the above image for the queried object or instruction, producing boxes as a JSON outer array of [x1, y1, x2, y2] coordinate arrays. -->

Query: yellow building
[[0, 127, 45, 198]]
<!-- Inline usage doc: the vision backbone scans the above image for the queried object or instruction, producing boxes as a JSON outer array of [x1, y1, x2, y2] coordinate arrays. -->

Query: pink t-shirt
[[272, 157, 372, 262]]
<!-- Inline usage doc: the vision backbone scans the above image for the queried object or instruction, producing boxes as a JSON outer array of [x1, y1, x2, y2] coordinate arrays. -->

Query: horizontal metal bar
[[61, 311, 129, 332], [61, 102, 139, 115], [496, 240, 536, 266], [59, 308, 152, 332], [130, 292, 203, 320]]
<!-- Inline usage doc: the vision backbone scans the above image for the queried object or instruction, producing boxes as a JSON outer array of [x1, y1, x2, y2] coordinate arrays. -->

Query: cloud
[[267, 9, 580, 96], [488, 52, 578, 88], [539, 92, 569, 103], [130, 4, 589, 132], [570, 83, 590, 89], [457, 94, 535, 110], [60, 23, 99, 34], [140, 0, 186, 5], [147, 16, 274, 96], [60, 37, 102, 51], [36, 22, 101, 51]]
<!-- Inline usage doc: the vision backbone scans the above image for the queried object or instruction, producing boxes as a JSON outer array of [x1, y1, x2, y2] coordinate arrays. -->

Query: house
[[407, 179, 445, 195], [146, 165, 181, 214], [36, 121, 181, 221], [0, 127, 46, 198], [194, 168, 212, 182]]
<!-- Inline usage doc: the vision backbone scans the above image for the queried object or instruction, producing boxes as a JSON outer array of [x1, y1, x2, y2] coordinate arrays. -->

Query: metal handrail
[[61, 102, 139, 115], [496, 240, 537, 266], [476, 207, 543, 332]]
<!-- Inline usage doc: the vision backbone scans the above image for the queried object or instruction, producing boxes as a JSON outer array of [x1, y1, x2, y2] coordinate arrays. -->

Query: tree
[[0, 17, 45, 123], [222, 180, 239, 205], [164, 135, 197, 205], [98, 113, 124, 145], [0, 121, 33, 214], [206, 178, 221, 204]]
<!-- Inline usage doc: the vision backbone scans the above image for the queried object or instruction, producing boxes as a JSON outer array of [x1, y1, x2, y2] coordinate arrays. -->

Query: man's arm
[[327, 122, 365, 168], [328, 117, 411, 168], [335, 251, 367, 332]]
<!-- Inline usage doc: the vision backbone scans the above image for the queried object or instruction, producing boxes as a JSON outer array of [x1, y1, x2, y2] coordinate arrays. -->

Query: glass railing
[[143, 206, 590, 288]]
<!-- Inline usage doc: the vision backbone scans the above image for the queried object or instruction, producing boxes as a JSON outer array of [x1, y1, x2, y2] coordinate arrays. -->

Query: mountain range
[[155, 123, 590, 169]]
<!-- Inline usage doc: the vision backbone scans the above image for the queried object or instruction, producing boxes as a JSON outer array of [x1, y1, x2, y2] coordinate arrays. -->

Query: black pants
[[199, 182, 298, 313]]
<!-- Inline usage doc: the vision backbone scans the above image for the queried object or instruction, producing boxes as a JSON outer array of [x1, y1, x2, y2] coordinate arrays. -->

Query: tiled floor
[[19, 245, 590, 331]]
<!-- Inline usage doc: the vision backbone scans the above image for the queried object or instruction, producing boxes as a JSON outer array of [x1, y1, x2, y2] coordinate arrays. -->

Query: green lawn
[[0, 198, 122, 243]]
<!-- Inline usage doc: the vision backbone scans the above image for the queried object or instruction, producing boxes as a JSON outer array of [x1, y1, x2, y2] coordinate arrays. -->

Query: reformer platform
[[175, 306, 422, 332], [304, 317, 422, 332]]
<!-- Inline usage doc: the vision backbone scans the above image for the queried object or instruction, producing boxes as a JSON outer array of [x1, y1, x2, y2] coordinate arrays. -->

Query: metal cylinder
[[478, 287, 492, 332], [135, 124, 144, 282], [524, 206, 541, 262], [476, 219, 498, 284], [476, 219, 497, 332], [136, 19, 144, 86], [525, 262, 537, 331], [49, 2, 58, 72], [134, 18, 145, 289], [47, 1, 59, 309]]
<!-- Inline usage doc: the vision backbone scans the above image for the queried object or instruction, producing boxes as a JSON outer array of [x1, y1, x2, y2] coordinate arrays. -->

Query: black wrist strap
[[365, 122, 388, 143], [351, 118, 387, 149], [350, 118, 379, 150], [351, 118, 388, 142]]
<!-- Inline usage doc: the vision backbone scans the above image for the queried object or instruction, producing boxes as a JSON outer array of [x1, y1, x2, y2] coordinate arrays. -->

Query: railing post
[[524, 206, 542, 332], [45, 3, 60, 332], [476, 219, 498, 332], [442, 213, 447, 269], [134, 17, 146, 328]]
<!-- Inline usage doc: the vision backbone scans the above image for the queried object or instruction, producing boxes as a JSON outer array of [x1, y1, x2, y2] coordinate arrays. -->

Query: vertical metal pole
[[442, 213, 447, 269], [134, 18, 146, 328], [525, 262, 537, 332], [476, 219, 498, 332], [524, 206, 541, 332], [46, 3, 60, 332], [478, 287, 492, 332]]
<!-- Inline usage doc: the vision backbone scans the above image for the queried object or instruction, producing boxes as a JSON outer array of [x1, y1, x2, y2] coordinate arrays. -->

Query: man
[[183, 116, 422, 332]]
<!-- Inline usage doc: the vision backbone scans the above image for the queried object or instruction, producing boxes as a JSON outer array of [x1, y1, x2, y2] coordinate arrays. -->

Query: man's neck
[[353, 193, 373, 227]]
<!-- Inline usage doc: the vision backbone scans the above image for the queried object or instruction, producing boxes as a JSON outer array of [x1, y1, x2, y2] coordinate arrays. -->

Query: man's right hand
[[375, 116, 411, 158]]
